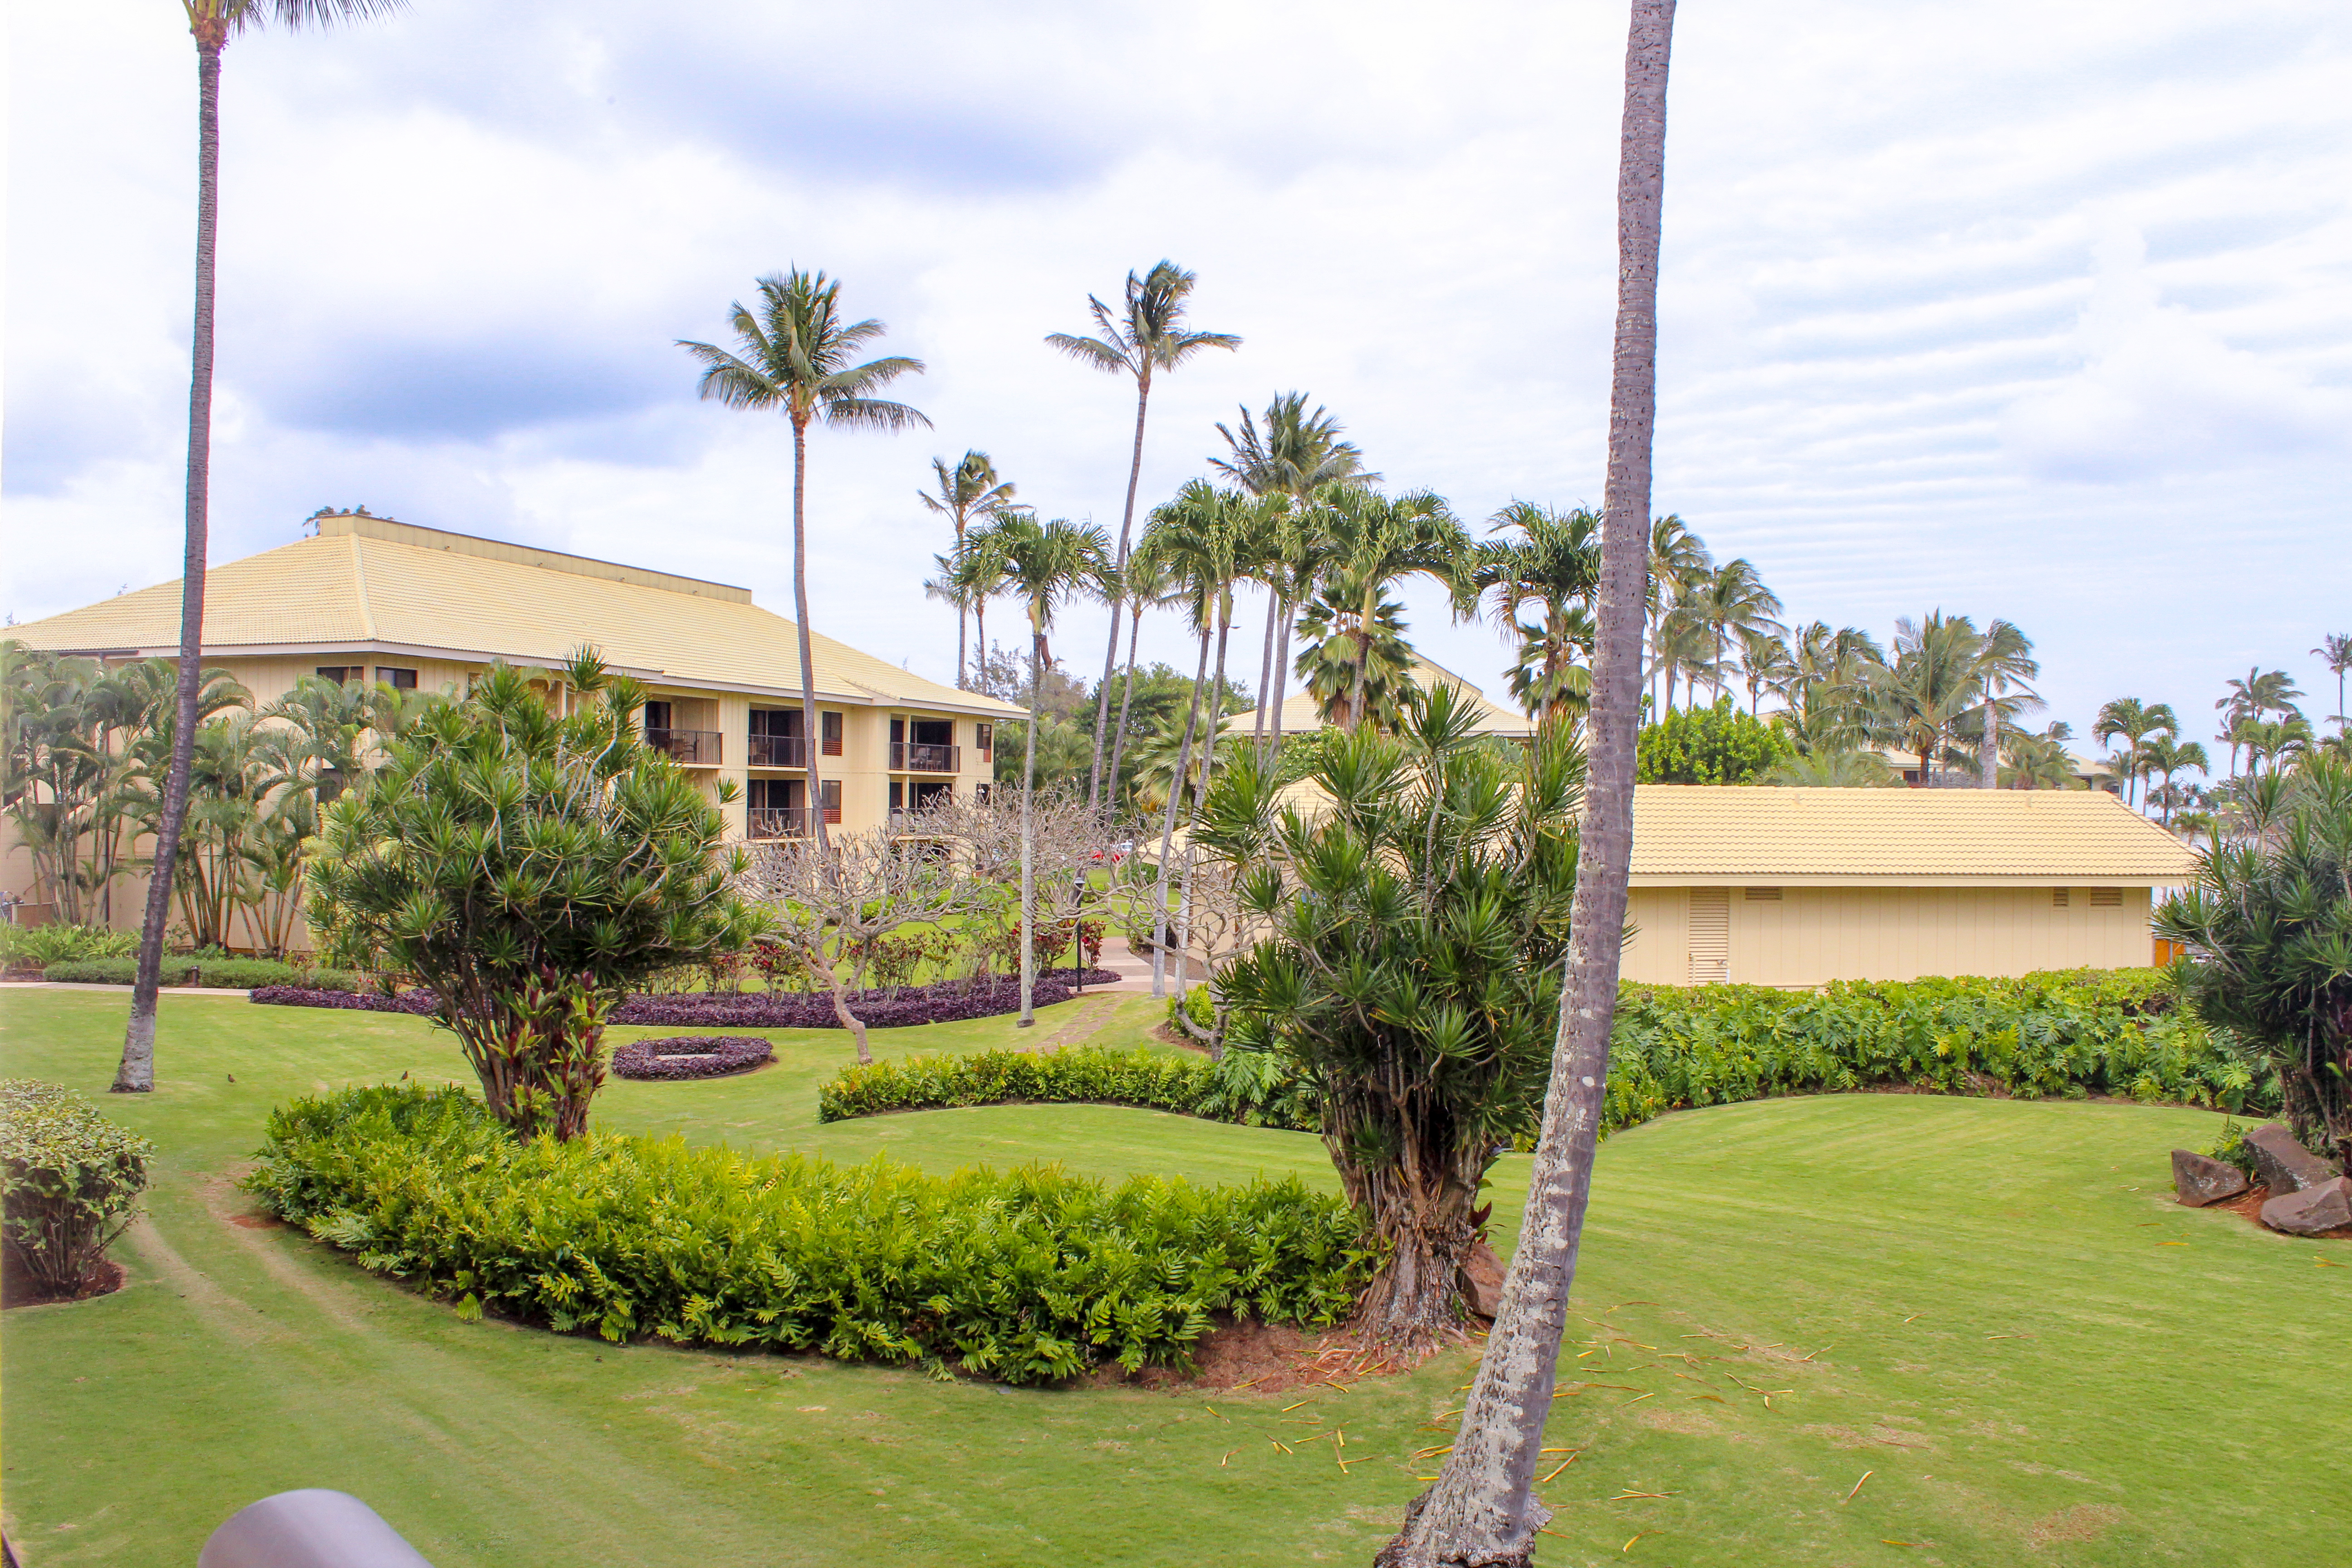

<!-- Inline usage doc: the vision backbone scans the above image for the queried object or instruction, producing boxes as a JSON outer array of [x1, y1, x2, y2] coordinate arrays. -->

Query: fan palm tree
[[2092, 697, 2176, 808], [114, 0, 409, 1097], [2313, 634, 2350, 733], [917, 451, 1016, 688], [1643, 513, 1710, 715], [1476, 502, 1602, 729], [1210, 393, 1376, 756], [1382, 5, 1680, 1561], [681, 268, 929, 849], [1048, 262, 1240, 808], [964, 512, 1111, 1025], [2136, 735, 2209, 828], [1316, 487, 1474, 732]]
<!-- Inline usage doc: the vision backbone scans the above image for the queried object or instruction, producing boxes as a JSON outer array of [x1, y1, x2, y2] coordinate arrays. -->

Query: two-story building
[[6, 514, 1023, 936]]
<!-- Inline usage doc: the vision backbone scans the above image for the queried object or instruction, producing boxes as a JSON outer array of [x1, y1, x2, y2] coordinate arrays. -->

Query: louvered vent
[[2052, 888, 2070, 908], [2089, 887, 2122, 907], [1688, 889, 1730, 985]]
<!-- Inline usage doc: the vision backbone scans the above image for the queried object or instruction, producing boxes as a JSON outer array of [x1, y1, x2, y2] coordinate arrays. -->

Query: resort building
[[5, 513, 1021, 934], [1620, 785, 2198, 986]]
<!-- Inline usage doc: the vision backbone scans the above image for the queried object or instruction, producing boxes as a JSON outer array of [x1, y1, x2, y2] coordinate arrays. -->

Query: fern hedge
[[246, 1084, 1372, 1384]]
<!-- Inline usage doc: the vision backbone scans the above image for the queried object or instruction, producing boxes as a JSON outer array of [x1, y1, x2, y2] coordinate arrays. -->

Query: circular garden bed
[[610, 1035, 774, 1081]]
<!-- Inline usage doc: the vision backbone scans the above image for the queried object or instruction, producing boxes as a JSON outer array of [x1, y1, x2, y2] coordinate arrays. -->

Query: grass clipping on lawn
[[245, 1083, 1376, 1384]]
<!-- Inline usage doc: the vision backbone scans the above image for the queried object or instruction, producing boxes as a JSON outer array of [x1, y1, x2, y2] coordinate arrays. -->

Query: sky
[[6, 0, 2350, 747]]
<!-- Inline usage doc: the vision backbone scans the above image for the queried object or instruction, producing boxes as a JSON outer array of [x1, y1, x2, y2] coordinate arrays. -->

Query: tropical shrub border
[[246, 1084, 1373, 1384]]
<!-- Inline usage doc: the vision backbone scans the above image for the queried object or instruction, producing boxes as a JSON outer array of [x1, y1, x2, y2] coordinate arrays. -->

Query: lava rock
[[2260, 1175, 2352, 1237], [2170, 1150, 2249, 1206], [2244, 1124, 2339, 1194], [1458, 1240, 1507, 1319]]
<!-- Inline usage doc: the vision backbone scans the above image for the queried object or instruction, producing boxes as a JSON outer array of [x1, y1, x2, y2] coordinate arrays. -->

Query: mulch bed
[[2201, 1183, 2352, 1241], [611, 1035, 774, 1081], [250, 971, 1123, 1029], [1086, 1313, 1446, 1393], [2, 1259, 125, 1310]]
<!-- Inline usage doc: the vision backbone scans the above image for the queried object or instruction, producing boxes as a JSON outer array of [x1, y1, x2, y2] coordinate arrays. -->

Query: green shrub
[[37, 957, 360, 991], [247, 1084, 1371, 1383], [1637, 696, 1789, 784], [2204, 1117, 2259, 1180], [1, 1080, 155, 1297], [0, 924, 139, 969], [1166, 985, 1215, 1033], [820, 1045, 1320, 1132]]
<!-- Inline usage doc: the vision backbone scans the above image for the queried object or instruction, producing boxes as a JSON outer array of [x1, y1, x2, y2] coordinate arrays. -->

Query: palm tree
[[2092, 697, 2176, 809], [1647, 603, 1714, 715], [917, 451, 1016, 688], [2215, 667, 2303, 777], [1294, 583, 1418, 731], [964, 512, 1111, 1025], [2313, 634, 2350, 733], [681, 268, 929, 850], [1099, 547, 1181, 810], [2136, 735, 2209, 828], [1644, 513, 1710, 715], [1382, 4, 1679, 1561], [2238, 713, 2313, 774], [1316, 487, 1473, 732], [1047, 262, 1240, 809], [115, 0, 409, 1098], [1210, 393, 1376, 756], [1870, 612, 1994, 784], [1760, 749, 1896, 786], [1738, 627, 1796, 717], [1967, 619, 2040, 789], [1683, 559, 1782, 704], [1476, 502, 1602, 729]]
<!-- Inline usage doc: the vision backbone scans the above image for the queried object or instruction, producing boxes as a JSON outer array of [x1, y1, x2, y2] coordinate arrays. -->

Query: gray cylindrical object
[[198, 1490, 435, 1568]]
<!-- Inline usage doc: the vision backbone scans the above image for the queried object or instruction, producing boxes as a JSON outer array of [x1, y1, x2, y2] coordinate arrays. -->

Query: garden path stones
[[2170, 1150, 2249, 1206], [2260, 1176, 2352, 1237], [2243, 1124, 2339, 1194]]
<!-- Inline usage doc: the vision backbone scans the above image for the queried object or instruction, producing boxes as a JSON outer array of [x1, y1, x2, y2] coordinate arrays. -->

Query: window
[[819, 779, 843, 823], [2088, 887, 2122, 907], [643, 700, 673, 731], [821, 711, 843, 756], [911, 717, 952, 746], [976, 723, 993, 760], [888, 782, 905, 810], [374, 666, 418, 691], [1743, 887, 1782, 901], [750, 708, 803, 737], [315, 665, 362, 685]]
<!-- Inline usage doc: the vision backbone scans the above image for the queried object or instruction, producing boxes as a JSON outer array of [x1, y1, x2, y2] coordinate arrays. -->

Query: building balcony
[[747, 806, 810, 840], [748, 734, 807, 769], [646, 727, 721, 765], [891, 741, 960, 774]]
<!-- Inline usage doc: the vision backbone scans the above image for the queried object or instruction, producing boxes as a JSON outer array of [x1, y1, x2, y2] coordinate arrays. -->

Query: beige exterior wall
[[1621, 884, 2160, 988]]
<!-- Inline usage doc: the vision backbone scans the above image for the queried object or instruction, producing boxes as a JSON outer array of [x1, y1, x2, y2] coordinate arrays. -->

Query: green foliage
[[1166, 984, 1215, 1033], [1600, 969, 2257, 1139], [819, 1044, 1319, 1132], [246, 1083, 1372, 1383], [1637, 696, 1790, 784], [0, 1079, 154, 1296], [2204, 1117, 2259, 1179], [38, 957, 361, 990], [305, 657, 764, 1139], [2156, 756, 2352, 1168], [0, 924, 139, 967]]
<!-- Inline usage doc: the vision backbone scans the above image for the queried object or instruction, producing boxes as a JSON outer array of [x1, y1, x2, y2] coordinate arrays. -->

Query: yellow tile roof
[[1627, 785, 2198, 887], [12, 516, 1023, 717], [1222, 657, 1534, 740]]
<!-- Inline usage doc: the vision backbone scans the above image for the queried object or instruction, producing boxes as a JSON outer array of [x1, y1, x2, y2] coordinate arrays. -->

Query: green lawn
[[2, 988, 2343, 1566]]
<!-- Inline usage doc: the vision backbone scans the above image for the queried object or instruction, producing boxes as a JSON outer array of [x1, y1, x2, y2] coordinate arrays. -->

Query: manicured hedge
[[246, 1084, 1373, 1383], [250, 971, 1124, 1028], [1, 1079, 154, 1298], [42, 958, 362, 991], [610, 1036, 774, 1081], [819, 969, 2261, 1143]]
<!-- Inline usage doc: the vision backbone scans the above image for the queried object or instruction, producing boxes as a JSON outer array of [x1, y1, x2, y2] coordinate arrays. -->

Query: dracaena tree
[[304, 653, 765, 1140], [1203, 685, 1584, 1344]]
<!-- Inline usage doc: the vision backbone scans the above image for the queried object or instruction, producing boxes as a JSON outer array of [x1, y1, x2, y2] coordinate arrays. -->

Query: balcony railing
[[748, 734, 807, 768], [646, 727, 721, 765], [891, 741, 960, 774], [747, 807, 810, 840]]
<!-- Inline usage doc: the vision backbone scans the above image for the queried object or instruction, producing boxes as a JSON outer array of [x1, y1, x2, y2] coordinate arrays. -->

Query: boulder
[[2170, 1149, 2249, 1206], [2244, 1124, 2340, 1194], [1458, 1239, 1507, 1319], [2260, 1176, 2352, 1237]]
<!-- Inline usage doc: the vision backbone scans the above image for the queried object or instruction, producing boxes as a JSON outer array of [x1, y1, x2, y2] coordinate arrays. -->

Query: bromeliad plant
[[1200, 683, 1585, 1348], [304, 650, 764, 1139]]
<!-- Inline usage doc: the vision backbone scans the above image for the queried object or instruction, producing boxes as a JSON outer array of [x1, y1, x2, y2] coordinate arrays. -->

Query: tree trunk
[[955, 520, 970, 689], [1352, 582, 1377, 733], [791, 416, 829, 852], [1343, 1135, 1485, 1346], [1170, 594, 1235, 1015], [1268, 598, 1297, 760], [1104, 598, 1146, 808], [1253, 589, 1279, 750], [818, 949, 875, 1064], [1151, 627, 1212, 997], [1377, 2, 1674, 1561], [1088, 375, 1153, 807], [1978, 696, 1999, 789], [118, 34, 225, 1096], [1019, 627, 1043, 1026]]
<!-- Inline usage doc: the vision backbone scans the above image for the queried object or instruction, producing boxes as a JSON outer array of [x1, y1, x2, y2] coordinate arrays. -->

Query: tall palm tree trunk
[[1172, 598, 1235, 1004], [789, 419, 830, 850], [117, 29, 225, 1095], [1104, 595, 1146, 806], [1088, 378, 1153, 807], [1379, 2, 1675, 1559], [1978, 696, 1999, 789], [1267, 598, 1297, 759], [1150, 626, 1212, 997], [1252, 590, 1279, 749], [1019, 626, 1043, 1026], [954, 522, 969, 689]]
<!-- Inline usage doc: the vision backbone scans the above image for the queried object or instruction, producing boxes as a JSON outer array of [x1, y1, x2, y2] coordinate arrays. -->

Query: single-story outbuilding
[[1622, 785, 2200, 987]]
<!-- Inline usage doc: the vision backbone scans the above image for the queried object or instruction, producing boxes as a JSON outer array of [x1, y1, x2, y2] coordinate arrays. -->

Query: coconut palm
[[113, 0, 409, 1096], [1647, 603, 1715, 715], [1476, 502, 1602, 729], [917, 451, 1016, 688], [1210, 393, 1376, 756], [1773, 624, 1884, 756], [1099, 547, 1182, 810], [2092, 697, 2177, 808], [681, 269, 929, 850], [2001, 725, 2086, 791], [1315, 487, 1473, 732], [2215, 667, 2304, 776], [1965, 619, 2040, 789], [1683, 559, 1783, 704], [1382, 4, 1679, 1559], [1870, 613, 1996, 784], [2238, 713, 2313, 775], [1643, 513, 1711, 715], [1739, 627, 1796, 717], [2313, 634, 2350, 733], [1048, 262, 1240, 808], [2137, 735, 2209, 827], [1760, 749, 1897, 787], [964, 512, 1111, 1025]]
